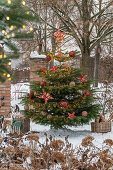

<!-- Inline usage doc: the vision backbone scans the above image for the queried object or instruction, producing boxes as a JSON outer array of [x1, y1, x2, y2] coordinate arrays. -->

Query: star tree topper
[[39, 91, 53, 104], [54, 29, 65, 42]]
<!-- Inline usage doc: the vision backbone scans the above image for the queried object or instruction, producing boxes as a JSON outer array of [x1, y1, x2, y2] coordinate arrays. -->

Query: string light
[[7, 74, 10, 77], [22, 1, 26, 5], [9, 25, 14, 30], [4, 32, 7, 35], [8, 78, 11, 80], [3, 73, 6, 76], [26, 11, 29, 15], [7, 35, 10, 39], [8, 0, 11, 4], [4, 55, 7, 58], [6, 16, 10, 20], [2, 30, 5, 34], [0, 55, 2, 58], [30, 27, 33, 31], [22, 25, 25, 29], [8, 62, 11, 65], [11, 33, 15, 37]]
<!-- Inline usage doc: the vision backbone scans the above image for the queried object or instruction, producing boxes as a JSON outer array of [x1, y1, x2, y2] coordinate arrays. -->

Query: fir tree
[[0, 0, 39, 82], [22, 29, 100, 129]]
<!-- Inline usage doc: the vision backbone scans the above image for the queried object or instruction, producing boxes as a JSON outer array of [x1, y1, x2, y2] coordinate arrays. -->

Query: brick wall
[[30, 58, 48, 82], [0, 80, 11, 116]]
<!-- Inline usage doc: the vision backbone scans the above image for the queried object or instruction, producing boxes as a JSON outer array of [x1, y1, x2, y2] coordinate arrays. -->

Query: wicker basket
[[91, 121, 111, 133]]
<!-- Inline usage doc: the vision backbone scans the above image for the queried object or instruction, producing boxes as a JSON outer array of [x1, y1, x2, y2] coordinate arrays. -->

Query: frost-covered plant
[[95, 81, 113, 118], [0, 134, 113, 169]]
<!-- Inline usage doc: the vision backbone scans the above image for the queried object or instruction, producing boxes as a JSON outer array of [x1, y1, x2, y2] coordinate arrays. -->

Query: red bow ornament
[[50, 65, 58, 72], [56, 52, 64, 57], [67, 112, 76, 119], [54, 29, 65, 42], [79, 74, 87, 84], [39, 91, 53, 104]]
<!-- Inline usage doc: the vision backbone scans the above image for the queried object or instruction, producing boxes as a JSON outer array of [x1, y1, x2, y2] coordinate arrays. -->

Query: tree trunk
[[81, 0, 91, 79], [94, 45, 101, 87], [81, 48, 91, 78]]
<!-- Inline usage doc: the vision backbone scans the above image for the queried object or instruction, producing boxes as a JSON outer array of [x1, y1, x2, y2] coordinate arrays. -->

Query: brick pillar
[[30, 57, 48, 82], [0, 79, 11, 116]]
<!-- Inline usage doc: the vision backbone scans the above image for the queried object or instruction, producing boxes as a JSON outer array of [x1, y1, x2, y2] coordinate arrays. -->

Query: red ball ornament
[[40, 67, 46, 72], [29, 91, 34, 99], [82, 111, 87, 117], [47, 115, 52, 119], [24, 105, 29, 110], [69, 51, 75, 57], [46, 55, 51, 62], [60, 101, 68, 107], [69, 81, 75, 86], [40, 81, 46, 87], [84, 91, 91, 96], [41, 111, 46, 116]]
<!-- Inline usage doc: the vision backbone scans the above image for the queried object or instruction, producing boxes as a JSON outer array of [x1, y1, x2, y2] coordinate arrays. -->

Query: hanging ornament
[[40, 66, 46, 73], [50, 65, 58, 72], [67, 112, 76, 119], [40, 81, 46, 87], [39, 91, 53, 104], [82, 111, 87, 117], [47, 115, 52, 119], [54, 29, 65, 42], [69, 51, 75, 57], [29, 92, 34, 99], [69, 81, 75, 86], [41, 111, 46, 116], [63, 62, 69, 68], [60, 101, 68, 107], [84, 91, 91, 96], [24, 105, 29, 110], [46, 55, 51, 62]]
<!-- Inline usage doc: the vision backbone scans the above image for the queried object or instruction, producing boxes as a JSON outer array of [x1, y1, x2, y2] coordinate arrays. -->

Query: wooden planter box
[[91, 121, 111, 133]]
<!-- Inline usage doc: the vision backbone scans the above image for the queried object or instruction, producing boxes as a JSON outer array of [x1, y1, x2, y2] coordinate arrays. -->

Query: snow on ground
[[30, 121, 113, 148], [10, 82, 113, 148]]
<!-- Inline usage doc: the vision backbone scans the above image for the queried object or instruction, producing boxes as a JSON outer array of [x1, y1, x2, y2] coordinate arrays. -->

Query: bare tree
[[39, 0, 113, 78]]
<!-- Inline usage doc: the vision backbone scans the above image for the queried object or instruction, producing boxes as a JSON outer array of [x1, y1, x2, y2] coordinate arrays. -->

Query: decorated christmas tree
[[0, 0, 39, 82], [22, 29, 100, 129]]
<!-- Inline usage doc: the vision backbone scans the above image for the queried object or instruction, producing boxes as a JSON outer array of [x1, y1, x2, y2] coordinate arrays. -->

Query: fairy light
[[0, 55, 2, 58], [8, 0, 11, 4], [22, 1, 26, 5], [7, 35, 10, 39], [8, 78, 11, 80], [8, 62, 11, 65], [7, 74, 10, 78], [2, 30, 5, 34], [26, 11, 29, 15], [4, 32, 7, 35], [30, 27, 33, 31], [11, 33, 15, 37], [4, 55, 7, 58], [22, 25, 25, 29], [6, 16, 10, 20], [9, 25, 14, 30], [3, 73, 6, 76]]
